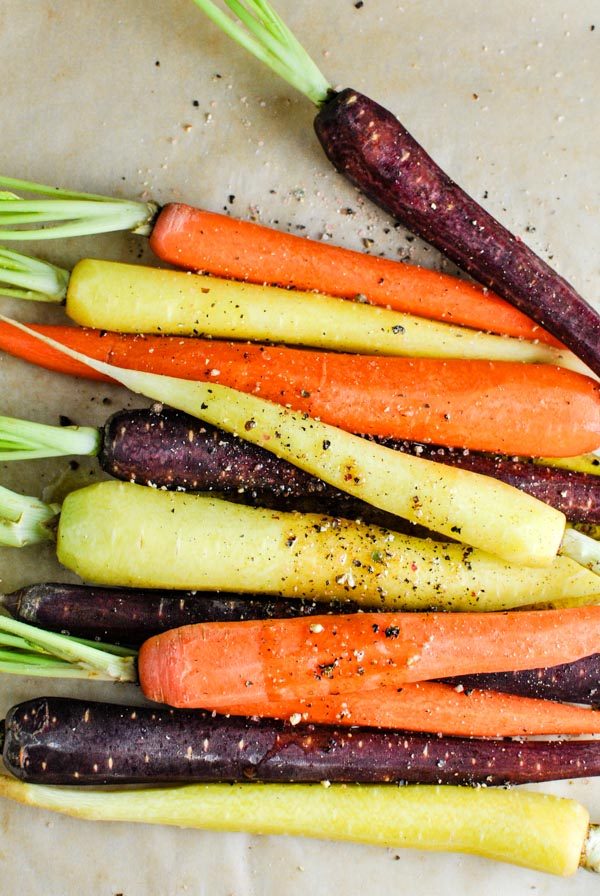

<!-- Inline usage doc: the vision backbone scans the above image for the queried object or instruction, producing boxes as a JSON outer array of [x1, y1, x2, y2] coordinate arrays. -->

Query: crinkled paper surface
[[0, 1, 598, 894]]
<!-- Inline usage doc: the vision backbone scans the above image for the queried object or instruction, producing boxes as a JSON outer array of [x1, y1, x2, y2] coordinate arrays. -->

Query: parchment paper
[[0, 2, 598, 894]]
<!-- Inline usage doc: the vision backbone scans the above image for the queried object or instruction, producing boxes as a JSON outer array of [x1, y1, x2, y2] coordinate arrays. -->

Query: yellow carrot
[[66, 259, 588, 372], [0, 775, 594, 876]]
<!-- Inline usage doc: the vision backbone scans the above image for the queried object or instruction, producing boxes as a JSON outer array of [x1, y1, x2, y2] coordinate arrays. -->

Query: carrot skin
[[314, 89, 600, 375], [224, 682, 600, 738], [138, 608, 600, 709], [4, 696, 599, 786], [1, 324, 598, 457], [150, 203, 560, 346]]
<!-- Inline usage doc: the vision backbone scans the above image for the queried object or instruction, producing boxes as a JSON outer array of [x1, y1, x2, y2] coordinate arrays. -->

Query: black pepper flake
[[318, 661, 337, 678], [244, 419, 256, 431], [322, 439, 331, 450], [451, 525, 462, 534], [155, 60, 160, 67], [301, 389, 311, 398], [372, 623, 379, 633], [228, 194, 236, 204], [392, 324, 405, 334], [354, 1, 364, 7], [384, 625, 400, 639], [200, 403, 209, 410]]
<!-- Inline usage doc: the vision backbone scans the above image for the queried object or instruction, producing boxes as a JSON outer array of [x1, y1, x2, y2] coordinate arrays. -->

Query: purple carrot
[[0, 583, 356, 645], [447, 654, 600, 708], [2, 583, 598, 707], [313, 89, 600, 374], [4, 696, 600, 786], [192, 3, 600, 375], [104, 407, 600, 524]]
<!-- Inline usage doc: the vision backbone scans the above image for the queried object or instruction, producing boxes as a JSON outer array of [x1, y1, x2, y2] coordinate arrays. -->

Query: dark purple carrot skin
[[4, 696, 600, 786], [314, 89, 600, 375], [447, 653, 600, 708], [102, 406, 600, 524], [1, 583, 357, 645]]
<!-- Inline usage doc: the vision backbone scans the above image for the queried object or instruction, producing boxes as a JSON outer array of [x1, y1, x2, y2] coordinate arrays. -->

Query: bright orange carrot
[[138, 608, 600, 709], [1, 323, 598, 456], [223, 681, 600, 738], [150, 204, 562, 346]]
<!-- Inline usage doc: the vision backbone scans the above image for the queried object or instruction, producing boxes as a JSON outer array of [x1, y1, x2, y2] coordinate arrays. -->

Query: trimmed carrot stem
[[137, 607, 600, 708], [0, 323, 598, 457], [150, 203, 562, 345]]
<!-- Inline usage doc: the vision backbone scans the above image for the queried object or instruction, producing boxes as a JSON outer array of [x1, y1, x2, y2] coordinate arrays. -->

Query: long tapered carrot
[[222, 681, 600, 738], [137, 607, 600, 709], [149, 204, 562, 346], [0, 323, 598, 457]]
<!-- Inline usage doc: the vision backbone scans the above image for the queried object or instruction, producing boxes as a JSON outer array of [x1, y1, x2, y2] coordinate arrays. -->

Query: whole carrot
[[4, 696, 600, 786], [0, 323, 598, 457], [191, 0, 600, 377], [149, 205, 560, 345], [137, 607, 600, 708]]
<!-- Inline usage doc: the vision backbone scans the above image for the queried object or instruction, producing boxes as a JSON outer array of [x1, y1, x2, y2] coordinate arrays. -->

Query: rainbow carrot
[[0, 323, 597, 457]]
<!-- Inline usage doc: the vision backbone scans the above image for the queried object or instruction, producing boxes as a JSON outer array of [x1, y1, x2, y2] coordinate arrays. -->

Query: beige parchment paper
[[0, 2, 598, 894]]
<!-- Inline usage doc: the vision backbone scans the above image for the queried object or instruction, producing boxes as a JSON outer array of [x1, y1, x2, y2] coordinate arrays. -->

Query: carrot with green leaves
[[1, 612, 600, 739], [4, 581, 600, 706], [0, 322, 598, 457], [2, 407, 599, 524], [0, 179, 563, 344], [2, 480, 600, 610]]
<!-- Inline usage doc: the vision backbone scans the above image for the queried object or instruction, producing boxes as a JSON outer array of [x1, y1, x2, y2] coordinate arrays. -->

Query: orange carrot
[[138, 608, 600, 709], [150, 204, 562, 346], [223, 681, 600, 738], [1, 323, 598, 456]]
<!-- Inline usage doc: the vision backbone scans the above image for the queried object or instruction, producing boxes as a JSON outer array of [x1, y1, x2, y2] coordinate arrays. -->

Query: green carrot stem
[[0, 414, 100, 461], [0, 485, 59, 547], [0, 177, 157, 241], [0, 615, 137, 681], [0, 247, 69, 302], [191, 0, 331, 105]]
